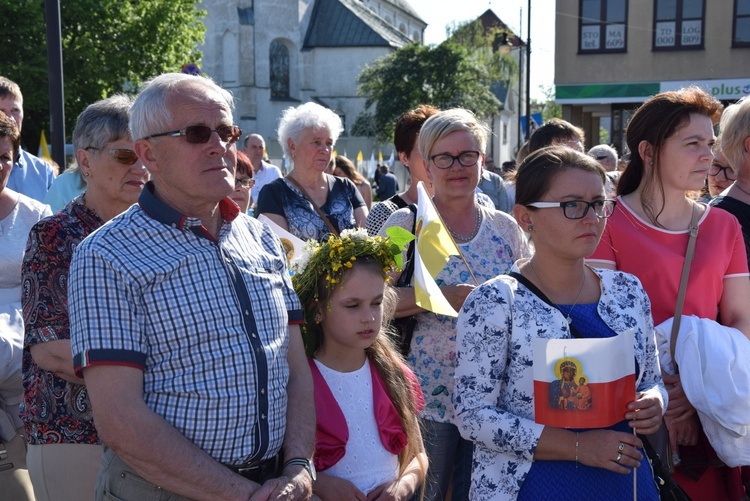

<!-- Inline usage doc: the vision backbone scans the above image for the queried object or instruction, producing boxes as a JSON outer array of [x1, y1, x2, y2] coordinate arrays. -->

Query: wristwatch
[[282, 457, 317, 482]]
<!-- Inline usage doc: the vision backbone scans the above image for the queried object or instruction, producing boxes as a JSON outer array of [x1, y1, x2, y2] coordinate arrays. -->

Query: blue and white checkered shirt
[[70, 182, 302, 465]]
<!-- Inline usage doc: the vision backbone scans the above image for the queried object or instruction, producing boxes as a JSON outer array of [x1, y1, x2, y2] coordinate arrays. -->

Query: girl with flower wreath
[[292, 228, 427, 500]]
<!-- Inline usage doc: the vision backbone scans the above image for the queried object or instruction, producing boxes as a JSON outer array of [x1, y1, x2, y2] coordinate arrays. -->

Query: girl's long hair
[[308, 258, 426, 478]]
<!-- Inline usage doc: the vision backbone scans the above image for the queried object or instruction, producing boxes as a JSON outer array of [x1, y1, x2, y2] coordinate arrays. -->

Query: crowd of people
[[0, 71, 749, 501]]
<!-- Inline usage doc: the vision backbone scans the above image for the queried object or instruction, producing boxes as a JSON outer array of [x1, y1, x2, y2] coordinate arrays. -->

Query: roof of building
[[382, 0, 426, 23], [303, 0, 413, 49]]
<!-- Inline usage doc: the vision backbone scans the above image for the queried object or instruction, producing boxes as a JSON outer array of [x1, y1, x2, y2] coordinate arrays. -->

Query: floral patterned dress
[[379, 205, 531, 424], [453, 265, 666, 500]]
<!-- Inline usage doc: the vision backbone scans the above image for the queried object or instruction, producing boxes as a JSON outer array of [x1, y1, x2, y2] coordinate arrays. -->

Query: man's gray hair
[[588, 144, 618, 166], [72, 94, 134, 152], [418, 108, 489, 162], [130, 73, 234, 140], [277, 102, 343, 162], [719, 96, 750, 172]]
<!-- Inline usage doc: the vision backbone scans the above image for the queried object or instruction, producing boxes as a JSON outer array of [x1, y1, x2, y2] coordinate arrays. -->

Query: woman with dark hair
[[590, 86, 750, 499], [365, 104, 439, 236], [454, 146, 664, 500], [332, 155, 372, 209], [0, 113, 51, 500], [230, 150, 255, 213]]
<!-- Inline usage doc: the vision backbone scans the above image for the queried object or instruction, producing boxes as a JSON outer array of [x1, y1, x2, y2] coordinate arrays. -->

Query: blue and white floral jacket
[[453, 265, 667, 501]]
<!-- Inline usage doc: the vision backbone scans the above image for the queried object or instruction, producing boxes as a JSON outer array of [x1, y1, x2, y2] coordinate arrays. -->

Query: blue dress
[[517, 302, 659, 501]]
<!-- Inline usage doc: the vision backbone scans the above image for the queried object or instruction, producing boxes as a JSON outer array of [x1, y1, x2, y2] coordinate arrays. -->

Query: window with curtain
[[653, 0, 705, 50], [579, 0, 628, 53]]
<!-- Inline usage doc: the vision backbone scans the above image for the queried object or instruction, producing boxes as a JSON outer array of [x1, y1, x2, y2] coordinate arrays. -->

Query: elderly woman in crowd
[[366, 104, 439, 236], [710, 97, 750, 269], [379, 108, 531, 501], [0, 113, 51, 500], [257, 102, 366, 240], [589, 87, 750, 500], [229, 150, 255, 213], [705, 144, 735, 199], [454, 146, 664, 500], [20, 95, 148, 501]]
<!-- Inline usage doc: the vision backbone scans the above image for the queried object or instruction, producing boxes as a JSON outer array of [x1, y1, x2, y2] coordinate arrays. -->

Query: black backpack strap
[[396, 204, 418, 287]]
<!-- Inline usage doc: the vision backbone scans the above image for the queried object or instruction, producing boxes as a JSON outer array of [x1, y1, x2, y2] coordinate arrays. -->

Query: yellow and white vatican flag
[[258, 214, 306, 268], [414, 181, 461, 317]]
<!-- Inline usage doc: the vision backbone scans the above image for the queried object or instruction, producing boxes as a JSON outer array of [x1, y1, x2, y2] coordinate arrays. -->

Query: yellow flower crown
[[291, 228, 411, 350]]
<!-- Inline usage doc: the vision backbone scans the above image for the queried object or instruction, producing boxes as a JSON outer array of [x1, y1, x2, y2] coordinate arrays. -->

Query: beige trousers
[[0, 429, 35, 500], [27, 442, 103, 501]]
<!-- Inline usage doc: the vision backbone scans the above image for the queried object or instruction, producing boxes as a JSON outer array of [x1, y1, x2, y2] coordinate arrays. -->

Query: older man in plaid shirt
[[69, 73, 315, 501]]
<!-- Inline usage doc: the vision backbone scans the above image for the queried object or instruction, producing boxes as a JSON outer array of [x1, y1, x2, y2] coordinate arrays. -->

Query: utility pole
[[45, 0, 66, 169]]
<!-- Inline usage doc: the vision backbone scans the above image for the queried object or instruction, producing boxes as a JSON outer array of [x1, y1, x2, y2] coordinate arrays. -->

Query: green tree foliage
[[0, 0, 205, 149]]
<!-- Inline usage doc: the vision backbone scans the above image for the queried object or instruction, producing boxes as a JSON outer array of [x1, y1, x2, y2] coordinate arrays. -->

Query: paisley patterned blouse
[[20, 195, 103, 445], [379, 205, 531, 424], [453, 265, 667, 501]]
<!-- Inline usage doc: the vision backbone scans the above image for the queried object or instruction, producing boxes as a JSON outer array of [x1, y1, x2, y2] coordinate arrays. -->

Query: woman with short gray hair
[[257, 102, 367, 241], [21, 94, 148, 501]]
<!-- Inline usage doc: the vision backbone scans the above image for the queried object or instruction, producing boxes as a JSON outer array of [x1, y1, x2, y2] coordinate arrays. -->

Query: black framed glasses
[[235, 177, 255, 189], [526, 199, 617, 220], [708, 163, 737, 181], [430, 150, 481, 169], [143, 125, 242, 144], [85, 147, 139, 165]]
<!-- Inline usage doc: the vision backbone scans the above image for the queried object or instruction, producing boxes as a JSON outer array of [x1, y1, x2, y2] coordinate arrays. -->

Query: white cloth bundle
[[655, 315, 750, 467]]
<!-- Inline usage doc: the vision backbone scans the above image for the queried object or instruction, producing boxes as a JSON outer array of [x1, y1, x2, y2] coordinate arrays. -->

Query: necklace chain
[[444, 205, 482, 241], [528, 260, 586, 324]]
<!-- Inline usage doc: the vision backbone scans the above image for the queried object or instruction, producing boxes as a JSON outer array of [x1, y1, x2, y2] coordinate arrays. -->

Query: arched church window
[[270, 41, 290, 98]]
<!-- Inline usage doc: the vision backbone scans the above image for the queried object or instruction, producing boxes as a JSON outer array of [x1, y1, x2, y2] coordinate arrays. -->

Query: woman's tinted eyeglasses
[[430, 150, 481, 169], [526, 199, 617, 220], [143, 125, 242, 144], [85, 147, 139, 165], [235, 177, 255, 189], [708, 163, 737, 181]]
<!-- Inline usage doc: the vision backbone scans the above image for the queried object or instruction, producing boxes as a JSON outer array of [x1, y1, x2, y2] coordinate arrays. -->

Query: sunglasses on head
[[85, 147, 139, 165], [143, 125, 242, 144]]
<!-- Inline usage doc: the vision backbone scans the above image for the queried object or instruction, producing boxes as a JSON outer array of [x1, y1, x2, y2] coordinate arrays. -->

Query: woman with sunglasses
[[378, 108, 531, 501], [453, 146, 664, 500], [257, 102, 367, 241], [590, 87, 750, 500], [20, 95, 148, 501], [230, 150, 255, 214]]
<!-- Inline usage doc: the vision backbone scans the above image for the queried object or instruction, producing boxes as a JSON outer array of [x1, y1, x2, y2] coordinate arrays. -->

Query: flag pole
[[427, 193, 479, 286], [633, 426, 637, 501]]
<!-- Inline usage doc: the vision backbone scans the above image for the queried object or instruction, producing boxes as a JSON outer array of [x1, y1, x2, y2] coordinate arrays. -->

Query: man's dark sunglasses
[[143, 125, 242, 144]]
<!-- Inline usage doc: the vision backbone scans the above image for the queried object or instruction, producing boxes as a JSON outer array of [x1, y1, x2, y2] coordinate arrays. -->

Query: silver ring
[[616, 452, 623, 462], [618, 442, 625, 452]]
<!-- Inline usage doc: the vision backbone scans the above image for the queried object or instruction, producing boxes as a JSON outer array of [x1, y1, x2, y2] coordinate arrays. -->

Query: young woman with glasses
[[378, 108, 531, 501], [453, 145, 664, 500], [589, 87, 750, 500]]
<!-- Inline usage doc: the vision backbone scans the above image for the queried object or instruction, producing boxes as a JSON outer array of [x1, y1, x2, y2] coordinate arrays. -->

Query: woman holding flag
[[378, 108, 531, 501], [453, 146, 665, 500]]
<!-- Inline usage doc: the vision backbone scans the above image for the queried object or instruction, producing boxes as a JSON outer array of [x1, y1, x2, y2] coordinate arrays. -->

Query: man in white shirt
[[243, 133, 282, 206]]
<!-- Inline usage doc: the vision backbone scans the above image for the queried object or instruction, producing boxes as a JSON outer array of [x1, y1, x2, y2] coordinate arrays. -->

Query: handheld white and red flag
[[532, 331, 635, 428]]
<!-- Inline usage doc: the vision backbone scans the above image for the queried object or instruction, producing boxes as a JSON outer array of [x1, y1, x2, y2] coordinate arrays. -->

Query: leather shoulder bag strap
[[670, 203, 701, 373], [285, 176, 339, 237]]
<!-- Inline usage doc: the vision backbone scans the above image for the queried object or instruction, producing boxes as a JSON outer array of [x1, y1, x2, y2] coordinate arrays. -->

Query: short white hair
[[130, 73, 234, 140], [277, 102, 343, 161]]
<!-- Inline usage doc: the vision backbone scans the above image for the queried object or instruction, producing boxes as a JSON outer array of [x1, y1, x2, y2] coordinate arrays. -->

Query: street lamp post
[[524, 0, 531, 140]]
